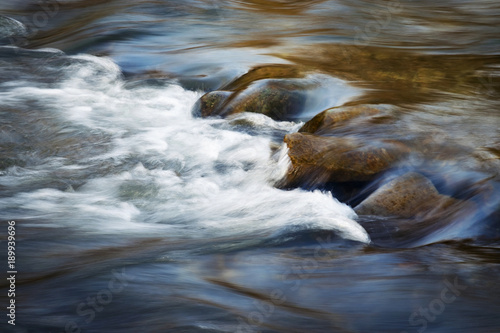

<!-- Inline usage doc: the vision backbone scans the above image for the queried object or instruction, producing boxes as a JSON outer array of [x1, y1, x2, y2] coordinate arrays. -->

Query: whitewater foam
[[0, 53, 370, 243]]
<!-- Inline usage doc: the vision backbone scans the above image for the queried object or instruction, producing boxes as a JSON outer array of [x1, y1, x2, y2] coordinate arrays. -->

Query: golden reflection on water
[[274, 44, 500, 105]]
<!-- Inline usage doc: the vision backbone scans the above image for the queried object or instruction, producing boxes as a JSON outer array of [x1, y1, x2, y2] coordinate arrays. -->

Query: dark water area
[[0, 1, 499, 332]]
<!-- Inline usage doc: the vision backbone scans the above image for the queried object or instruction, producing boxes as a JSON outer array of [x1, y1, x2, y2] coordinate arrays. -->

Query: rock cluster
[[192, 66, 487, 243]]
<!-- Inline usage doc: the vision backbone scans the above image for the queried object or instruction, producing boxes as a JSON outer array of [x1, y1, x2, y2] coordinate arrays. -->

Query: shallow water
[[0, 1, 499, 332]]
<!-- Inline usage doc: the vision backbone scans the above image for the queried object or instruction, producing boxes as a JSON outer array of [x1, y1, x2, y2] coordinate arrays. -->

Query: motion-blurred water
[[0, 1, 499, 332]]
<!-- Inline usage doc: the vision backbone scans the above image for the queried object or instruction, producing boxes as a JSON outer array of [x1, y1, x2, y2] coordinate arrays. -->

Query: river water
[[0, 1, 499, 332]]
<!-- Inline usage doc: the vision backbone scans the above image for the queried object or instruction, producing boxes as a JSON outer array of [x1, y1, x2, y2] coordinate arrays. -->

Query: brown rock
[[192, 64, 308, 119], [283, 133, 410, 187], [354, 172, 458, 218], [225, 80, 307, 120], [193, 80, 309, 120]]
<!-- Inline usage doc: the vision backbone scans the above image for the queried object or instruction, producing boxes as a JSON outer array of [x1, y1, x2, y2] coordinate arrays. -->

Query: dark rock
[[282, 132, 410, 187], [354, 172, 459, 218]]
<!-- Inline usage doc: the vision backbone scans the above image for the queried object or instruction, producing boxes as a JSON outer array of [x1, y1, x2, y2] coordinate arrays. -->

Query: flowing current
[[0, 1, 499, 332], [0, 51, 368, 242]]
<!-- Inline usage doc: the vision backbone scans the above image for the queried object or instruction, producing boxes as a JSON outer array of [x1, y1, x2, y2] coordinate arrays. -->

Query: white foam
[[0, 54, 370, 243]]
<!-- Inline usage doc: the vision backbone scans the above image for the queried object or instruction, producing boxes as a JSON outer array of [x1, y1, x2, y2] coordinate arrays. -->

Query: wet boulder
[[191, 64, 306, 120], [282, 132, 410, 187], [354, 172, 459, 218], [226, 80, 307, 120], [193, 79, 308, 121]]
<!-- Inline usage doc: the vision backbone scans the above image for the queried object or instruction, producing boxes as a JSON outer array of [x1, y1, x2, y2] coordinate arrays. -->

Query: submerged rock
[[354, 172, 458, 218], [277, 44, 498, 105], [299, 104, 387, 134], [282, 133, 410, 187]]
